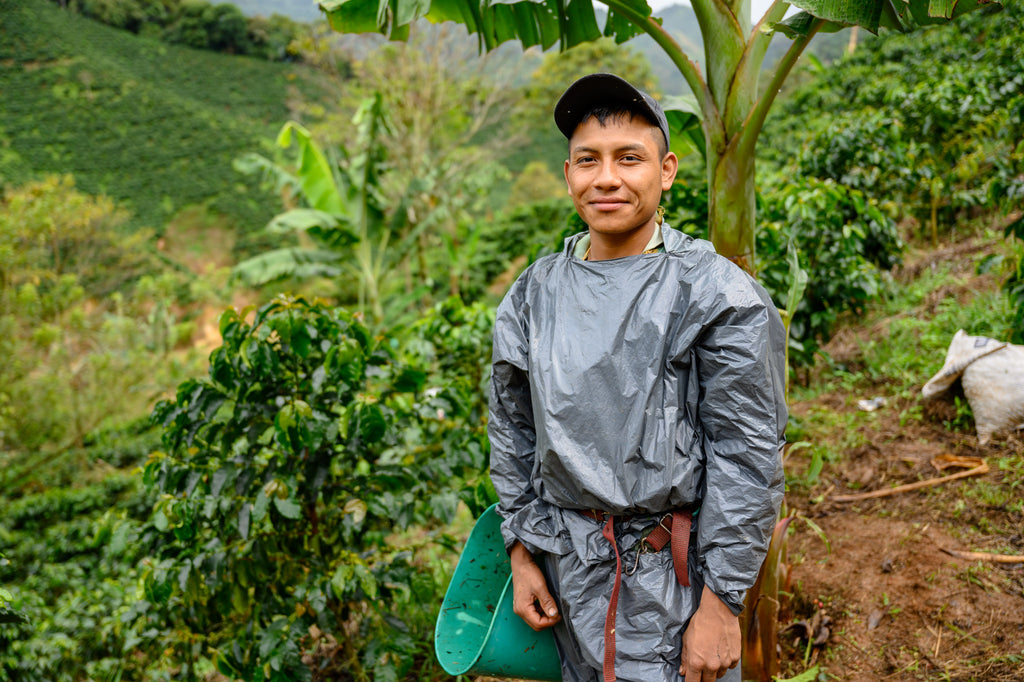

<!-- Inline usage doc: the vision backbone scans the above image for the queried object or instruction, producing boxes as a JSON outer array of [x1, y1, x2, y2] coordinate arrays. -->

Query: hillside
[[0, 0, 332, 237], [779, 233, 1024, 681]]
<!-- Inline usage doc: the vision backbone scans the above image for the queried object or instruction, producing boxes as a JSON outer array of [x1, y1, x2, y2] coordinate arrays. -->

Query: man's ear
[[661, 152, 679, 191], [564, 159, 572, 195]]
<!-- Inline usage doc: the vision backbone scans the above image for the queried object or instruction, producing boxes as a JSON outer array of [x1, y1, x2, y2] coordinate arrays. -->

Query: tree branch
[[737, 17, 823, 159], [724, 0, 790, 135]]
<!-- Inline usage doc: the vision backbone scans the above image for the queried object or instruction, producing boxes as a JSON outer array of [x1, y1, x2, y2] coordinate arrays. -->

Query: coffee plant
[[757, 177, 903, 367], [142, 295, 495, 680]]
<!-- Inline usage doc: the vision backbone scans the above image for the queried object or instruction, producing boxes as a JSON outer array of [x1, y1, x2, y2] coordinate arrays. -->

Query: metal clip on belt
[[582, 510, 692, 682]]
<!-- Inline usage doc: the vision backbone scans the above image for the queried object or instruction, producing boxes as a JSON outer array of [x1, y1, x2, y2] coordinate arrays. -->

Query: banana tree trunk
[[708, 142, 757, 274]]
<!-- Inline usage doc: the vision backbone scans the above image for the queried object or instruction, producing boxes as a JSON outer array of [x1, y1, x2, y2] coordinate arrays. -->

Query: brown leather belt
[[579, 509, 692, 682]]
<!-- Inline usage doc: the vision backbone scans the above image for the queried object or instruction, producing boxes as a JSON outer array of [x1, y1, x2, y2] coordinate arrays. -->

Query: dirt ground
[[781, 392, 1024, 681]]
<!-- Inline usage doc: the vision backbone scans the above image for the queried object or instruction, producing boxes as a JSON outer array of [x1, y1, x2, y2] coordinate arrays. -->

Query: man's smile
[[589, 197, 629, 210]]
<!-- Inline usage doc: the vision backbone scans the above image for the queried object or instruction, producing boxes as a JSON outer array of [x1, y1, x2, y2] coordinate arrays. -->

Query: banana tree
[[235, 95, 429, 321], [319, 0, 998, 274]]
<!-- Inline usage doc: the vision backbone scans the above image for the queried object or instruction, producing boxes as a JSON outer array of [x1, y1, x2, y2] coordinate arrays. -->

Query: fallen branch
[[940, 549, 1024, 564], [831, 463, 989, 502]]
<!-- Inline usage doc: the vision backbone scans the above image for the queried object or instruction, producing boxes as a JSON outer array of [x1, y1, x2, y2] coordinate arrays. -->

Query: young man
[[489, 73, 787, 682]]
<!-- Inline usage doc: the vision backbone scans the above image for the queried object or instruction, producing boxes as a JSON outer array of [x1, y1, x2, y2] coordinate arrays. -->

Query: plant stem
[[739, 18, 824, 160]]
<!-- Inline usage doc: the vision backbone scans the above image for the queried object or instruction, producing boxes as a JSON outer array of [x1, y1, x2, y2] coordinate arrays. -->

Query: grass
[[783, 231, 1021, 498]]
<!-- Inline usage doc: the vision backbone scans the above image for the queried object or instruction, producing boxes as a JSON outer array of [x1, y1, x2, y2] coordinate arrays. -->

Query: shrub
[[1006, 215, 1024, 344], [0, 470, 160, 682], [757, 178, 903, 366], [0, 176, 203, 450], [141, 295, 494, 680], [766, 3, 1023, 240]]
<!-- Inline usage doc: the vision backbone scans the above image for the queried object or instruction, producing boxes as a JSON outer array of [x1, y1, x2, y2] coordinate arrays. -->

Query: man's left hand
[[679, 585, 741, 681]]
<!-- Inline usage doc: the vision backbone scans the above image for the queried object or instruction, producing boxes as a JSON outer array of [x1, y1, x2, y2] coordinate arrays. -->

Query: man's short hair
[[575, 105, 668, 158]]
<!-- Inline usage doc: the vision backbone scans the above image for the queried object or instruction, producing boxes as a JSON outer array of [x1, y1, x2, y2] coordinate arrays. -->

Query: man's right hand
[[509, 542, 561, 631]]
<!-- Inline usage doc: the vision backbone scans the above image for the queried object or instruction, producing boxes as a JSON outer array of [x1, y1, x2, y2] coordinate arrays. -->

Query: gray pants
[[542, 551, 742, 682]]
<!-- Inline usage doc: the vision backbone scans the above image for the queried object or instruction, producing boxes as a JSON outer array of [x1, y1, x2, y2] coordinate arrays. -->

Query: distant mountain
[[226, 0, 324, 22]]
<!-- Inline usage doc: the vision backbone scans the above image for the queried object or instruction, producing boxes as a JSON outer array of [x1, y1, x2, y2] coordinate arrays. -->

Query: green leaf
[[266, 208, 343, 234], [776, 665, 821, 682], [290, 323, 312, 358], [178, 562, 192, 593], [773, 12, 847, 38], [355, 563, 379, 599], [238, 502, 251, 539], [233, 247, 345, 287], [786, 0, 882, 30], [396, 0, 432, 24], [0, 607, 28, 625], [109, 523, 131, 556], [142, 458, 162, 487], [330, 563, 354, 597], [277, 121, 345, 214], [153, 508, 169, 532], [1004, 213, 1024, 240], [787, 0, 998, 33], [391, 367, 427, 393], [355, 402, 386, 443], [211, 466, 234, 497], [276, 400, 312, 432], [321, 0, 646, 51], [928, 0, 955, 18], [273, 497, 303, 520], [253, 489, 270, 523], [784, 239, 809, 322], [663, 95, 705, 161]]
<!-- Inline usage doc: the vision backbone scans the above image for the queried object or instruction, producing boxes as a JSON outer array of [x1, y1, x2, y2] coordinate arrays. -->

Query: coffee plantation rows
[[0, 0, 332, 239]]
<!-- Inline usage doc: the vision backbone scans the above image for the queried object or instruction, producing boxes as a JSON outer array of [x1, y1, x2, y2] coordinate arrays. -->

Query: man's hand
[[509, 542, 561, 631], [679, 585, 741, 681]]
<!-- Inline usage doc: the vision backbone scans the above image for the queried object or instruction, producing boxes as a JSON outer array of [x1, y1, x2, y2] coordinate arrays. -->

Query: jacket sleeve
[[488, 282, 543, 553], [693, 262, 787, 614]]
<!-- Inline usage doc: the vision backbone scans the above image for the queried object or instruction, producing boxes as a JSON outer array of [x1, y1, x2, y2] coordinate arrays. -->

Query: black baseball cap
[[554, 73, 670, 150]]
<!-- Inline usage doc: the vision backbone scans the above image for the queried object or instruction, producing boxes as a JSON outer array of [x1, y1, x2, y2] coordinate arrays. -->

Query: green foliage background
[[763, 3, 1023, 233]]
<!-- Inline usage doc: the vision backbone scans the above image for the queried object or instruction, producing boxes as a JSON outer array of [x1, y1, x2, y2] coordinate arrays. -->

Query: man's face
[[564, 114, 678, 240]]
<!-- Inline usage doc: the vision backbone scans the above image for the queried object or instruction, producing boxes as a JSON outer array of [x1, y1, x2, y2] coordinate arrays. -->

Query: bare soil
[[781, 402, 1024, 681]]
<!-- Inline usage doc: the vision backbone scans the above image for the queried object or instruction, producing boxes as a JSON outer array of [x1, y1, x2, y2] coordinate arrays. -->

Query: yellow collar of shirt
[[574, 225, 665, 260]]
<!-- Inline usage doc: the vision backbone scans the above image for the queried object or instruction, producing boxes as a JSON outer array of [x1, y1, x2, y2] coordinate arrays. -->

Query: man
[[489, 73, 786, 682]]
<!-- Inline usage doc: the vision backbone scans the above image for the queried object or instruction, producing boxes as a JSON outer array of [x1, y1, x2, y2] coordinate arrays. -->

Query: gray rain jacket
[[489, 224, 786, 680]]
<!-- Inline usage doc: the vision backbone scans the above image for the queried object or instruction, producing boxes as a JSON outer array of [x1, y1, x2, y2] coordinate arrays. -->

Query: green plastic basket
[[434, 504, 562, 681]]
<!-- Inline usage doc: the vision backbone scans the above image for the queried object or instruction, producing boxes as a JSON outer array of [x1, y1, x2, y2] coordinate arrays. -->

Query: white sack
[[922, 329, 1024, 444]]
